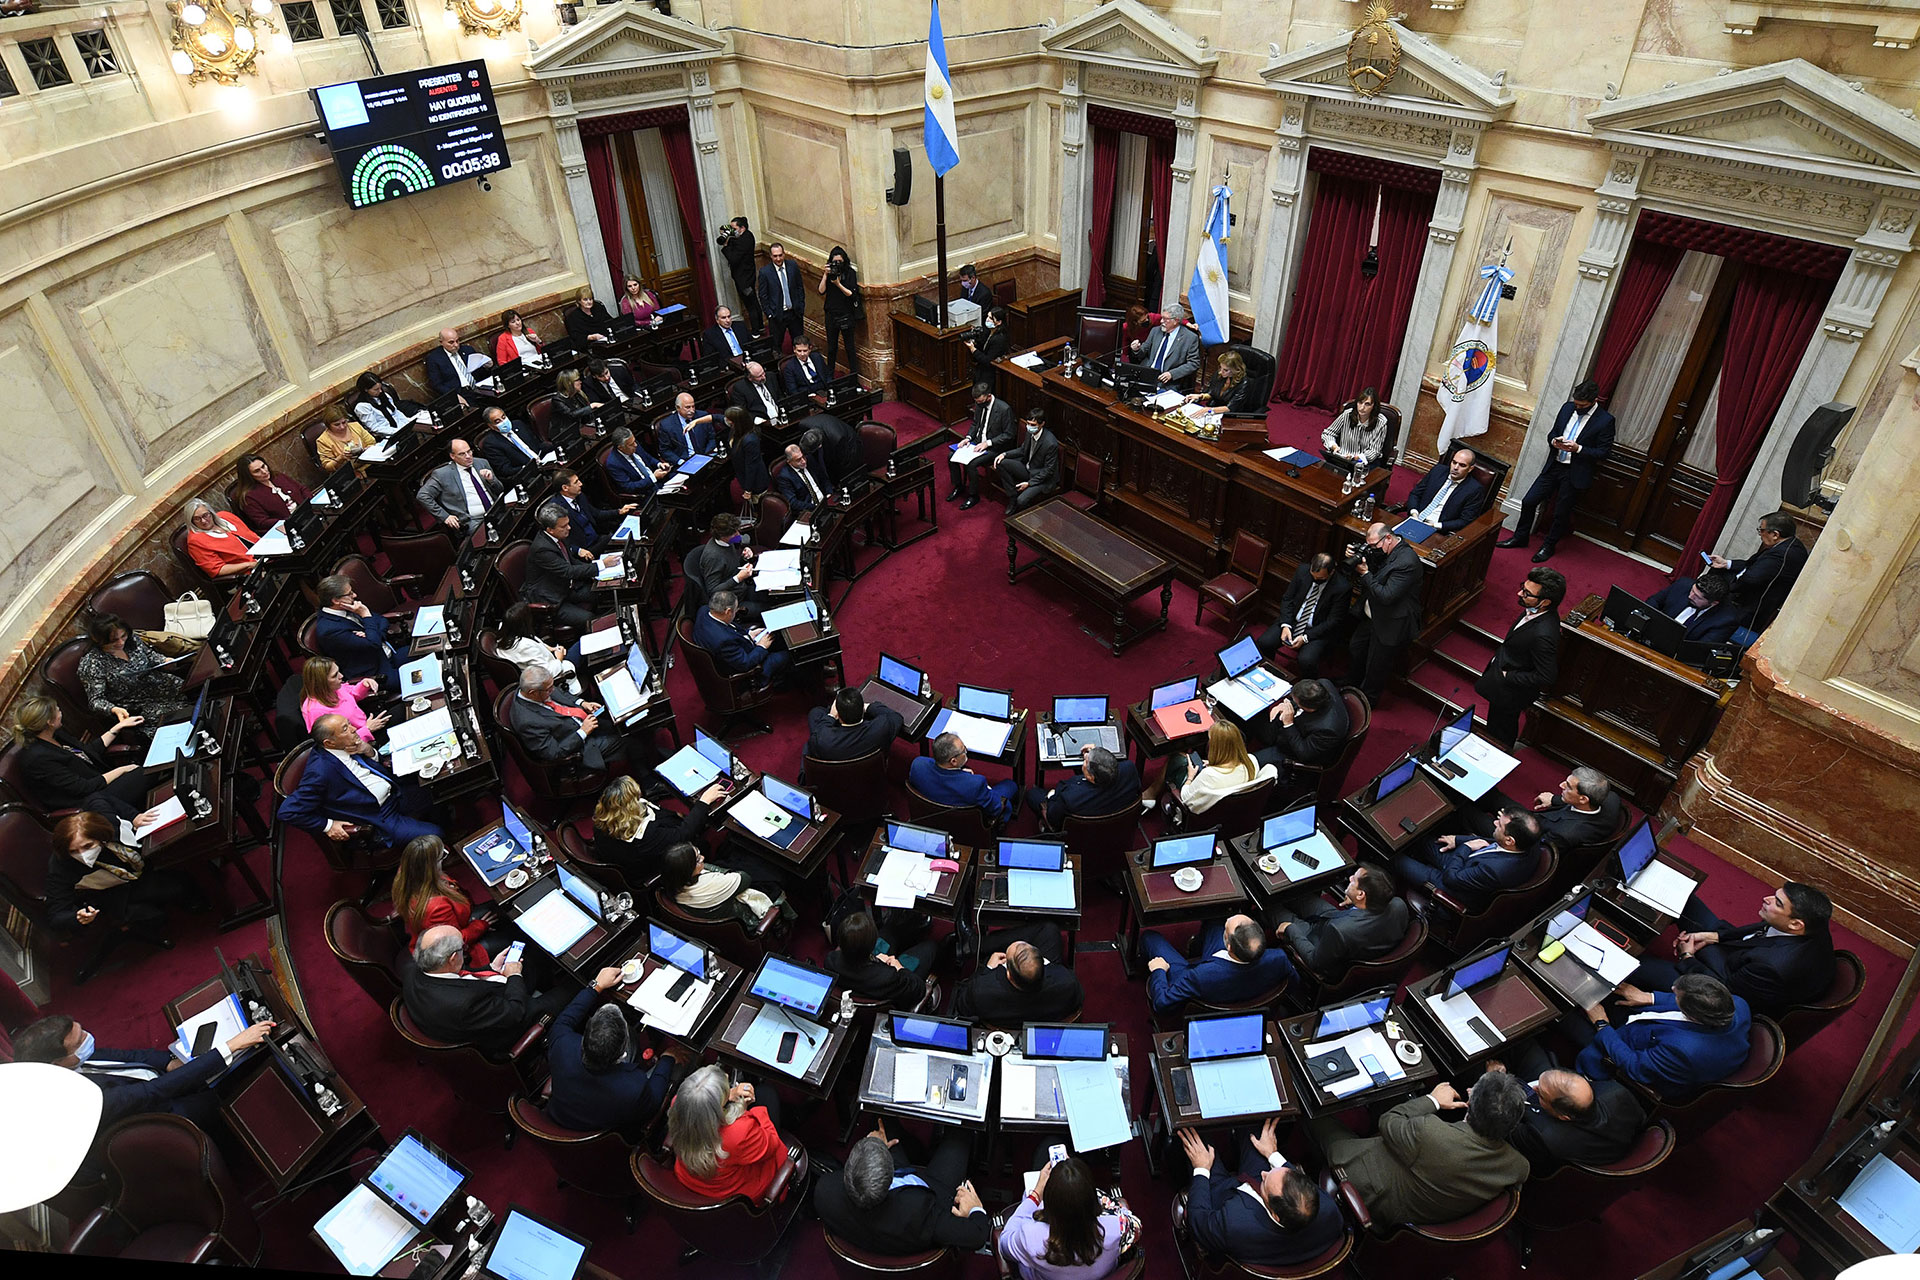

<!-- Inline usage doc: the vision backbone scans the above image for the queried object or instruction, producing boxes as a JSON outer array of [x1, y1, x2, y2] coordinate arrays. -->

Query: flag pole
[[936, 176, 949, 329]]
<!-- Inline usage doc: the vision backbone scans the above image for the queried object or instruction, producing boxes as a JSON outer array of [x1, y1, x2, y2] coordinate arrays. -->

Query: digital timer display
[[313, 60, 511, 209]]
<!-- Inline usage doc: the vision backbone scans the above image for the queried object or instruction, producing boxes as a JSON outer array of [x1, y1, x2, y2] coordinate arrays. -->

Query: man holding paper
[[949, 383, 1015, 510], [14, 1011, 274, 1131], [278, 716, 446, 847]]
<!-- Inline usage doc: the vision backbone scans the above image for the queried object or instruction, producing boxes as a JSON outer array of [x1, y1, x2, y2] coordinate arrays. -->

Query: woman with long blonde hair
[[591, 774, 728, 887], [1141, 719, 1275, 814]]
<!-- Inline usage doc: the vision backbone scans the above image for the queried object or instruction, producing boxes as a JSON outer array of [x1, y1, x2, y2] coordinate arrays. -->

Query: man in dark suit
[[1307, 1075, 1530, 1227], [1025, 744, 1141, 830], [907, 731, 1017, 823], [815, 1124, 988, 1256], [655, 392, 719, 466], [15, 1012, 274, 1132], [967, 306, 1011, 373], [824, 910, 935, 1007], [950, 922, 1083, 1024], [1132, 305, 1203, 389], [1346, 521, 1424, 703], [955, 263, 994, 309], [315, 573, 403, 689], [1145, 915, 1296, 1016], [718, 217, 760, 329], [278, 716, 445, 845], [995, 408, 1061, 515], [1399, 446, 1488, 534], [728, 360, 785, 425], [781, 339, 829, 394], [1476, 566, 1564, 749], [775, 443, 831, 512], [1621, 881, 1835, 1016], [1256, 554, 1349, 677], [400, 925, 572, 1057], [756, 242, 806, 350], [550, 470, 637, 554], [1646, 572, 1744, 651], [950, 382, 1016, 509], [562, 289, 617, 346], [1178, 1121, 1347, 1267], [508, 664, 626, 772], [546, 969, 677, 1141], [524, 504, 597, 631], [1272, 865, 1411, 982], [806, 687, 902, 763], [691, 587, 790, 689], [601, 430, 671, 502], [417, 437, 502, 534], [423, 327, 498, 409], [1503, 767, 1622, 849], [1574, 974, 1751, 1101], [1498, 379, 1615, 564], [1392, 807, 1544, 914], [1481, 1050, 1647, 1177], [693, 514, 763, 624], [701, 305, 756, 362], [1250, 678, 1349, 778], [477, 407, 544, 482], [1703, 511, 1809, 631]]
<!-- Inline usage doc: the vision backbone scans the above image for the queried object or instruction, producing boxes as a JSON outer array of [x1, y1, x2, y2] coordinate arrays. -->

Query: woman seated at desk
[[13, 694, 156, 820], [47, 811, 204, 948], [393, 835, 499, 969], [494, 604, 580, 684], [657, 841, 791, 930], [317, 406, 378, 475], [495, 308, 546, 368], [1186, 350, 1261, 415], [1141, 721, 1276, 816], [78, 611, 192, 730], [618, 276, 663, 325], [999, 1156, 1139, 1280], [668, 1064, 790, 1204], [233, 453, 313, 531], [183, 500, 259, 580], [1321, 386, 1391, 476], [592, 776, 729, 889], [351, 371, 425, 437], [299, 656, 387, 746], [550, 368, 604, 444]]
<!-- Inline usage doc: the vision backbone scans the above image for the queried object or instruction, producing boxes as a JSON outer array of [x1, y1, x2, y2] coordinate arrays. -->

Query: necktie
[[801, 359, 816, 384], [1418, 480, 1455, 524], [452, 351, 474, 388], [347, 754, 392, 805], [605, 378, 628, 403], [1299, 580, 1323, 627], [546, 700, 588, 722], [504, 428, 537, 460], [1153, 333, 1169, 370], [725, 327, 742, 356], [890, 1171, 929, 1191], [802, 467, 823, 502], [462, 466, 492, 513], [1557, 411, 1586, 464], [757, 384, 778, 417], [778, 266, 791, 310]]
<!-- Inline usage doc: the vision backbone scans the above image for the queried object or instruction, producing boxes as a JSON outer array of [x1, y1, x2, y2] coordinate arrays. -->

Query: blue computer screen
[[1150, 677, 1199, 710], [891, 1014, 971, 1053], [886, 822, 948, 857], [1218, 635, 1262, 678], [999, 839, 1066, 872], [1187, 1013, 1263, 1061], [626, 644, 650, 687], [484, 1211, 588, 1280], [1024, 1025, 1107, 1060], [693, 728, 731, 772], [1261, 806, 1316, 848], [1151, 832, 1215, 869], [878, 654, 922, 693], [1052, 695, 1107, 724], [556, 866, 600, 919], [1376, 756, 1418, 800], [956, 685, 1012, 719], [1447, 946, 1511, 998], [751, 956, 833, 1017], [648, 924, 706, 979], [1316, 996, 1392, 1037], [502, 804, 534, 854], [367, 1133, 464, 1225], [761, 775, 814, 819], [1439, 708, 1474, 757], [1618, 820, 1658, 883]]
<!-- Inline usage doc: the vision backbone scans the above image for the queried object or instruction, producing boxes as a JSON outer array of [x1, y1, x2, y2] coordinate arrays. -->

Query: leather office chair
[[754, 493, 793, 549], [89, 570, 174, 633], [1062, 804, 1144, 882], [1415, 842, 1560, 959], [41, 637, 111, 738], [1171, 775, 1276, 843], [323, 898, 406, 1009], [1779, 949, 1866, 1044], [903, 781, 998, 848], [389, 998, 551, 1141], [168, 525, 228, 602], [555, 825, 640, 898], [1062, 452, 1104, 511], [0, 803, 160, 983], [492, 540, 558, 637], [1334, 1172, 1519, 1280], [475, 630, 523, 695], [1464, 448, 1510, 519], [804, 746, 891, 828], [273, 741, 400, 899], [652, 889, 775, 972], [823, 1226, 959, 1280], [333, 553, 418, 619], [65, 1114, 262, 1265], [1278, 689, 1372, 812], [1197, 533, 1272, 631], [301, 419, 329, 470], [675, 615, 775, 738], [491, 688, 607, 825], [380, 529, 457, 594], [1630, 1014, 1785, 1131], [508, 1088, 642, 1232], [1546, 801, 1633, 898], [1300, 912, 1427, 1004], [631, 1142, 809, 1266], [857, 421, 897, 471], [528, 395, 555, 442], [0, 739, 81, 822], [1170, 1177, 1353, 1280], [1514, 1119, 1675, 1247]]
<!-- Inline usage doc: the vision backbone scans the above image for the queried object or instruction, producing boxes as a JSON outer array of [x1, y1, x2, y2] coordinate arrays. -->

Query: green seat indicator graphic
[[350, 144, 436, 208]]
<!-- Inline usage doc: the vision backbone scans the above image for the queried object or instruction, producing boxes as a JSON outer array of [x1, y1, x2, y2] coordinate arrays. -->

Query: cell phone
[[1700, 551, 1713, 565], [1290, 850, 1317, 869], [499, 941, 525, 966], [191, 1021, 220, 1057], [1360, 1053, 1388, 1086], [776, 1031, 799, 1063], [948, 1064, 970, 1102], [1048, 1143, 1069, 1165]]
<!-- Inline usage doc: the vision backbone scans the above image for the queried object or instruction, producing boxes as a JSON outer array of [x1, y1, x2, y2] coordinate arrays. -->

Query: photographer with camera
[[716, 217, 762, 330], [818, 244, 861, 375], [1345, 521, 1423, 704]]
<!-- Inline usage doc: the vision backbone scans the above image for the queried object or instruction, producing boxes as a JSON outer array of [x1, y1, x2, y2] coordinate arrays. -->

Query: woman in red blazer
[[392, 835, 494, 968], [495, 308, 545, 368], [667, 1064, 789, 1203], [184, 500, 259, 578]]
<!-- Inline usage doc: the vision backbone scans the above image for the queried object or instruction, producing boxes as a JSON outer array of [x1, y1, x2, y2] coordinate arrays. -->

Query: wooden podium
[[892, 312, 976, 425]]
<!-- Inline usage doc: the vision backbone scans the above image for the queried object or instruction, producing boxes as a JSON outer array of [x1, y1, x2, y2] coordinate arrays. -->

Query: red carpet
[[37, 402, 1899, 1279]]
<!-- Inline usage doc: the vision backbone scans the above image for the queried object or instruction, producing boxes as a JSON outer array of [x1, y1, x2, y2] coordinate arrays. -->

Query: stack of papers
[[781, 520, 818, 546], [1425, 733, 1519, 801], [1426, 988, 1496, 1054], [1836, 1154, 1920, 1252], [1624, 861, 1698, 916], [387, 708, 458, 775], [171, 992, 245, 1063], [251, 524, 294, 558], [871, 843, 938, 908], [129, 796, 187, 840], [755, 549, 803, 592], [739, 1002, 827, 1078], [1556, 921, 1639, 984], [359, 440, 398, 464], [1263, 447, 1319, 467], [1010, 352, 1045, 370], [1148, 389, 1186, 411], [595, 553, 626, 582], [931, 708, 1012, 756], [578, 627, 624, 659], [1208, 669, 1290, 720], [1179, 402, 1218, 425], [627, 966, 714, 1037], [1000, 1061, 1038, 1120], [515, 890, 594, 956], [1008, 869, 1076, 910], [729, 789, 796, 841], [399, 653, 444, 697], [315, 1183, 418, 1276], [1056, 1059, 1131, 1151], [951, 441, 990, 465], [761, 599, 819, 631]]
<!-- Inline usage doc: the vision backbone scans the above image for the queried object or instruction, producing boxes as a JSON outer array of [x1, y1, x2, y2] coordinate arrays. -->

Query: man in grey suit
[[1308, 1074, 1530, 1227], [507, 664, 625, 772], [1346, 521, 1424, 704], [417, 438, 500, 533], [1271, 865, 1410, 983], [1131, 304, 1202, 390]]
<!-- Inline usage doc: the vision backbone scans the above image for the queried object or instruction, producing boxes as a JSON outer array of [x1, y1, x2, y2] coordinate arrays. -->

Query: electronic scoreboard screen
[[313, 60, 510, 209]]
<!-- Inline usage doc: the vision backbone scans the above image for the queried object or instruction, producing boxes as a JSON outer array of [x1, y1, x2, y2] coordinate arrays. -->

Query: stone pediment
[[1589, 60, 1920, 189], [1260, 21, 1514, 122], [1042, 0, 1217, 81], [524, 1, 728, 81]]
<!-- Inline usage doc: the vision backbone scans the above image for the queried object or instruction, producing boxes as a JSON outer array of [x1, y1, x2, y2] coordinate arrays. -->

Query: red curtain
[[580, 134, 625, 299], [1143, 133, 1174, 307], [1635, 208, 1848, 278], [660, 121, 719, 319], [1343, 183, 1434, 406], [1085, 125, 1120, 308], [1674, 266, 1834, 570], [1588, 239, 1686, 400]]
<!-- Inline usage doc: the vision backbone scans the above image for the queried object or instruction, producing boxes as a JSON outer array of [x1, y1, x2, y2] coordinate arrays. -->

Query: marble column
[[1160, 88, 1200, 314], [1057, 65, 1088, 294], [550, 85, 614, 304], [1251, 95, 1309, 354], [1388, 132, 1477, 445], [1503, 151, 1645, 523], [687, 63, 732, 309]]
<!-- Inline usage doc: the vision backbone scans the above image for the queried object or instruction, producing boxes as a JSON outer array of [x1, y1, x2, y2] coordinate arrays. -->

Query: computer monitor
[[481, 1207, 590, 1280], [1186, 1013, 1264, 1062], [1051, 695, 1108, 725], [693, 727, 732, 774], [1218, 635, 1262, 679], [998, 838, 1067, 872], [750, 955, 834, 1018], [890, 1013, 972, 1054], [1601, 585, 1687, 656], [1255, 807, 1314, 851], [1023, 1023, 1109, 1061], [1369, 756, 1419, 805], [1617, 818, 1659, 884], [956, 684, 1013, 719], [1151, 831, 1217, 869], [1446, 946, 1511, 999], [556, 865, 601, 919], [877, 652, 924, 695], [1547, 894, 1593, 941], [365, 1130, 468, 1225], [760, 774, 818, 821], [1150, 677, 1199, 710], [1437, 707, 1474, 758], [626, 644, 650, 689], [648, 923, 707, 979], [1074, 308, 1125, 361], [913, 294, 940, 326], [1317, 994, 1393, 1037], [886, 821, 949, 858]]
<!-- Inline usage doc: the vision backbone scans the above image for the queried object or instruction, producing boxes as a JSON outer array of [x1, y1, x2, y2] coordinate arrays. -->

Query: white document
[[1308, 1027, 1406, 1097], [780, 520, 818, 546], [874, 843, 936, 908], [359, 440, 398, 463], [412, 604, 446, 636], [628, 966, 713, 1036], [1263, 446, 1319, 467], [1836, 1154, 1920, 1253], [399, 653, 444, 697], [595, 552, 625, 582], [132, 796, 187, 840], [755, 549, 803, 592], [1624, 861, 1698, 916], [463, 353, 491, 373], [1561, 921, 1639, 985], [515, 890, 595, 956], [1000, 1061, 1038, 1120], [1426, 989, 1495, 1055], [1179, 402, 1217, 425], [1272, 830, 1346, 878], [250, 524, 293, 558], [1207, 677, 1273, 721], [171, 996, 247, 1063], [310, 488, 335, 506], [891, 1052, 931, 1104], [1148, 389, 1186, 410], [315, 1183, 417, 1276], [1426, 733, 1521, 801], [1011, 352, 1045, 370], [951, 441, 989, 465], [579, 627, 624, 658], [387, 707, 454, 753], [937, 710, 1012, 757], [760, 599, 819, 631], [1056, 1059, 1131, 1151], [730, 789, 796, 842], [1192, 1056, 1281, 1120]]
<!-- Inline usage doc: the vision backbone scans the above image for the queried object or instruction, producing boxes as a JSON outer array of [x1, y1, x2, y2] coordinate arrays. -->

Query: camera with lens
[[1345, 541, 1381, 568], [715, 223, 737, 246]]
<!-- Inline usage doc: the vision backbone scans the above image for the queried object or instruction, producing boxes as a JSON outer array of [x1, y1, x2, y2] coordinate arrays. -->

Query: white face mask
[[76, 845, 102, 867]]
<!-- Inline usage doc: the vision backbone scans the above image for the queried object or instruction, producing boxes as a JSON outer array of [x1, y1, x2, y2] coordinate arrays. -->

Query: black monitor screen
[[1618, 819, 1658, 883], [314, 61, 510, 210]]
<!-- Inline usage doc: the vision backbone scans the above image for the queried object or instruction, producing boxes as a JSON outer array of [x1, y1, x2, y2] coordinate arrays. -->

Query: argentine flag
[[924, 2, 960, 177], [1188, 184, 1232, 345]]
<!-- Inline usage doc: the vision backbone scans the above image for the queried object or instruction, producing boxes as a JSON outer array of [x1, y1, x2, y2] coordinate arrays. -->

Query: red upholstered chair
[[508, 1089, 642, 1231], [1169, 775, 1276, 843], [492, 540, 557, 637], [1335, 1170, 1520, 1280], [380, 529, 458, 595], [0, 739, 80, 820], [389, 998, 551, 1139], [528, 395, 555, 443], [491, 688, 607, 825], [804, 746, 891, 828], [904, 780, 998, 847], [857, 421, 897, 471], [89, 571, 174, 633], [631, 1143, 810, 1266], [1548, 800, 1634, 898], [1416, 842, 1559, 959], [65, 1114, 262, 1265], [1276, 687, 1372, 812], [169, 525, 227, 601], [652, 888, 776, 972], [1062, 452, 1104, 511], [475, 630, 522, 695], [323, 898, 406, 1010], [273, 742, 401, 900], [1299, 913, 1427, 1004], [1197, 532, 1272, 630], [753, 493, 793, 550], [1061, 804, 1144, 883], [1515, 1119, 1675, 1249], [675, 615, 775, 738], [301, 419, 329, 470], [555, 824, 640, 898], [823, 1226, 959, 1280], [332, 553, 416, 619], [1779, 949, 1866, 1045], [1639, 1015, 1785, 1132], [1171, 1176, 1353, 1279], [42, 637, 111, 737]]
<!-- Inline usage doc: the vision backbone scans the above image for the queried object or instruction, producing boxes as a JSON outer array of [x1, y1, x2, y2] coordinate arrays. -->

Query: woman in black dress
[[1189, 350, 1262, 414], [13, 694, 157, 820], [550, 368, 602, 443], [46, 810, 201, 951], [591, 775, 730, 887]]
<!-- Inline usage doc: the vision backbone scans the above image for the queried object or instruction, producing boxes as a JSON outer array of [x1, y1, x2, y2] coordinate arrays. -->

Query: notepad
[[1192, 1055, 1280, 1119], [930, 708, 1012, 757], [359, 440, 398, 463], [412, 605, 446, 636], [950, 441, 990, 465], [1836, 1154, 1920, 1253], [1056, 1059, 1130, 1151], [315, 1183, 418, 1276], [1000, 1061, 1038, 1120], [1008, 869, 1076, 910], [595, 553, 625, 582], [578, 627, 624, 658], [781, 520, 818, 546], [1148, 389, 1186, 410], [760, 599, 819, 631], [1393, 517, 1437, 544], [739, 1001, 827, 1078], [1623, 860, 1698, 916], [514, 889, 594, 956], [891, 1052, 931, 1104]]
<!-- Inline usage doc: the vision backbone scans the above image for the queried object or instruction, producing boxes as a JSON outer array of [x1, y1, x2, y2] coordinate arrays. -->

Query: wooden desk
[[1118, 846, 1252, 975], [712, 989, 861, 1105], [992, 338, 1073, 439], [1142, 1017, 1302, 1177], [1533, 593, 1734, 811], [1401, 957, 1560, 1075], [1228, 820, 1356, 913], [1636, 1218, 1803, 1280], [994, 1032, 1133, 1146], [892, 312, 977, 426], [1123, 696, 1210, 773], [499, 867, 640, 980], [854, 829, 975, 917], [1334, 766, 1455, 860], [975, 848, 1085, 957], [855, 674, 943, 741], [1773, 1112, 1920, 1271], [1006, 287, 1082, 352], [1511, 882, 1648, 1011], [1006, 503, 1176, 655], [605, 942, 745, 1055], [1278, 998, 1438, 1119], [398, 655, 497, 803], [720, 792, 844, 881], [854, 1026, 996, 1130]]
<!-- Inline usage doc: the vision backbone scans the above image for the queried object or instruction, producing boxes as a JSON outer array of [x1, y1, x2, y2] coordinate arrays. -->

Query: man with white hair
[[399, 924, 571, 1056], [507, 663, 625, 772], [1131, 304, 1201, 389], [656, 391, 718, 465], [727, 359, 784, 424], [423, 326, 497, 410]]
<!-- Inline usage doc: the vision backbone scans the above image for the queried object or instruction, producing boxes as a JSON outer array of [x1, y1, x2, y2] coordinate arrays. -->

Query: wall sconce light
[[443, 0, 524, 38], [168, 0, 277, 85]]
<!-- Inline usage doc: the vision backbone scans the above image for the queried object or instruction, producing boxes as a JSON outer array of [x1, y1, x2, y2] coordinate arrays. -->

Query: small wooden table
[[712, 989, 862, 1110], [975, 848, 1086, 959], [1005, 502, 1176, 655], [604, 939, 745, 1055], [1118, 845, 1252, 975], [1401, 953, 1561, 1075], [1228, 820, 1356, 915], [1142, 1016, 1302, 1177]]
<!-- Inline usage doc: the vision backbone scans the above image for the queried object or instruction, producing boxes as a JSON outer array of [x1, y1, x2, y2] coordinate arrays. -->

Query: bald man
[[1485, 1049, 1645, 1176], [728, 359, 784, 424], [424, 326, 498, 409], [417, 437, 500, 532]]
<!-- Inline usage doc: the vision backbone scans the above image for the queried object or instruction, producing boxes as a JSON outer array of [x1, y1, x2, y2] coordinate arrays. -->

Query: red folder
[[1153, 699, 1214, 740]]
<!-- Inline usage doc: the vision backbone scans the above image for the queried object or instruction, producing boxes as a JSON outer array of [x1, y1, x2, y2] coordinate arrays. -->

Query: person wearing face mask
[[818, 245, 861, 374], [1474, 566, 1565, 750], [693, 513, 765, 625], [967, 305, 1011, 372], [46, 810, 205, 959], [994, 408, 1061, 515], [15, 1011, 276, 1132], [1344, 522, 1422, 704]]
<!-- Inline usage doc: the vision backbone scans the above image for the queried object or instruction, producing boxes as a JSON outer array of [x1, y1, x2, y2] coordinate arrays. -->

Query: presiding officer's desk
[[1278, 993, 1439, 1119]]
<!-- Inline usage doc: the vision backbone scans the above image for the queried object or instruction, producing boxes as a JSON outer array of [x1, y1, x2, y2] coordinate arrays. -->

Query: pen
[[1052, 1077, 1062, 1115]]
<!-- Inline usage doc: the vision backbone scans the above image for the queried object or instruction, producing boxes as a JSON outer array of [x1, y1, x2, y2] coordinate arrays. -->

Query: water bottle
[[885, 456, 896, 480], [920, 673, 931, 698]]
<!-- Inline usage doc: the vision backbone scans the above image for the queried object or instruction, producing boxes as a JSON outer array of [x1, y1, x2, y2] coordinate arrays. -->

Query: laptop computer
[[750, 955, 834, 1019], [1042, 695, 1120, 756], [1316, 993, 1393, 1038], [1184, 1012, 1282, 1116], [648, 923, 708, 980], [955, 684, 1013, 720], [480, 1208, 590, 1280], [1150, 831, 1217, 870], [556, 865, 603, 919], [998, 838, 1074, 910]]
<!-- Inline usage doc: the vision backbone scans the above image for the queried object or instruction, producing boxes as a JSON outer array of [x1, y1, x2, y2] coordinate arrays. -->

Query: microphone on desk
[[1419, 685, 1463, 759]]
